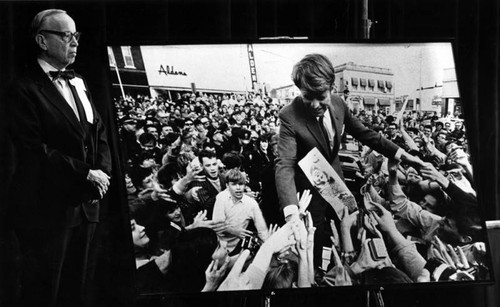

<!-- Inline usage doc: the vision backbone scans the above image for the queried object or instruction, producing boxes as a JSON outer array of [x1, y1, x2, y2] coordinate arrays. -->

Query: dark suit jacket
[[275, 95, 399, 225], [188, 174, 226, 219], [6, 63, 112, 229]]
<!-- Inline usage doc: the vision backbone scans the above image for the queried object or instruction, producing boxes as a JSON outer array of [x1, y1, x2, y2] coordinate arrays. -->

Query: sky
[[139, 42, 455, 97]]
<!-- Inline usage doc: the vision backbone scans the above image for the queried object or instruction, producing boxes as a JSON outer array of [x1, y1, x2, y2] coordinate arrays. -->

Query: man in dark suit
[[275, 54, 423, 268], [186, 149, 226, 220], [6, 9, 111, 306]]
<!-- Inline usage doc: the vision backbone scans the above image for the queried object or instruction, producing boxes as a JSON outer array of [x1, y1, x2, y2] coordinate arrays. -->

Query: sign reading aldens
[[141, 45, 253, 92]]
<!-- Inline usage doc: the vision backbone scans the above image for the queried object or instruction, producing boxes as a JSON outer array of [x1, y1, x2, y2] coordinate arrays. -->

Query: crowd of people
[[116, 90, 488, 294]]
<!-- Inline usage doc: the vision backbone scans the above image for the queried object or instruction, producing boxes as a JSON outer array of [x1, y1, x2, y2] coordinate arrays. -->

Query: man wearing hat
[[120, 115, 141, 167]]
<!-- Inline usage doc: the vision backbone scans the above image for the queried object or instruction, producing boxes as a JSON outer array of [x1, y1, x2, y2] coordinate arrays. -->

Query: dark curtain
[[1, 0, 498, 306]]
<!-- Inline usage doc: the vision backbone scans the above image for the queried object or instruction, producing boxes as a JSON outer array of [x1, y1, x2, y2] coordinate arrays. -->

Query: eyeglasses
[[185, 122, 193, 126], [39, 30, 81, 43]]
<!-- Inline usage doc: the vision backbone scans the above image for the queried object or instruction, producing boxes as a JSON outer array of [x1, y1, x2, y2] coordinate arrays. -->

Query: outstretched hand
[[297, 189, 312, 215], [420, 163, 449, 188], [350, 229, 391, 275], [400, 151, 425, 169], [203, 257, 230, 292], [217, 250, 252, 291], [368, 201, 397, 234]]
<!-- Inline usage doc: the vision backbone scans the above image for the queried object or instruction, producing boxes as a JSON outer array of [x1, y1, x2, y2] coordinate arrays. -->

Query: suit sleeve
[[274, 110, 299, 213], [342, 99, 400, 158]]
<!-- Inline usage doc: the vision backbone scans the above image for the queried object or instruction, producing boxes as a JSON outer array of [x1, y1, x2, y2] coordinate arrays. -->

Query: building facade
[[334, 62, 395, 114], [107, 46, 150, 98]]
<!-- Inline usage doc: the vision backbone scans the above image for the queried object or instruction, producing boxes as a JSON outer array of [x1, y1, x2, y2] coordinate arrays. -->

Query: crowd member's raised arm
[[369, 202, 426, 281], [340, 206, 359, 265], [420, 163, 477, 208], [292, 216, 310, 287], [349, 230, 391, 276], [387, 159, 441, 234], [218, 221, 296, 291], [447, 147, 473, 179], [202, 257, 230, 292], [398, 119, 419, 152]]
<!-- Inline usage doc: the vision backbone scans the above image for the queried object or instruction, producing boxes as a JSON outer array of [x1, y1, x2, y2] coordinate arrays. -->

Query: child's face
[[227, 181, 245, 200], [166, 207, 182, 224]]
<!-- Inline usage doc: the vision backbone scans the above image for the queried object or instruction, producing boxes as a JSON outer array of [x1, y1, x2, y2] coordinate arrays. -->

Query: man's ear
[[459, 235, 472, 244], [35, 34, 48, 51]]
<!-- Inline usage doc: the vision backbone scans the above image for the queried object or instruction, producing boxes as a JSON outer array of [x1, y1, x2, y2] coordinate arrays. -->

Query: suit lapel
[[33, 66, 84, 137]]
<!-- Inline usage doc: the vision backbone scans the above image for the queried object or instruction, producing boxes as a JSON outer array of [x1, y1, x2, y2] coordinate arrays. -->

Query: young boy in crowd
[[212, 168, 268, 253]]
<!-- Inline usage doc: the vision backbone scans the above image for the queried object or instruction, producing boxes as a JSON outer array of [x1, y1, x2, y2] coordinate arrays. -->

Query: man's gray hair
[[30, 9, 67, 39]]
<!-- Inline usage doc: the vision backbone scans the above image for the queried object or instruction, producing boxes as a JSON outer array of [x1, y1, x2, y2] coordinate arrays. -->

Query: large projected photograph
[[107, 43, 491, 295]]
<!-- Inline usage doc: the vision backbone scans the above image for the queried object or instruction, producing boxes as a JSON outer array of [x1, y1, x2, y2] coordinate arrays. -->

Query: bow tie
[[50, 70, 75, 80]]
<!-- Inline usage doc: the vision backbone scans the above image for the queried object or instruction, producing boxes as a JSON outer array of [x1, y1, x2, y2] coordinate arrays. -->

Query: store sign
[[141, 45, 251, 92], [248, 44, 258, 90], [158, 65, 187, 76]]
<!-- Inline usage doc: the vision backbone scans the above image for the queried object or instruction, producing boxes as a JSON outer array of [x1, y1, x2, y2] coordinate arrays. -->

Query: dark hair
[[198, 149, 217, 165], [138, 132, 157, 146], [156, 197, 180, 215], [167, 228, 218, 292], [292, 54, 335, 93], [221, 152, 242, 170], [156, 163, 178, 189]]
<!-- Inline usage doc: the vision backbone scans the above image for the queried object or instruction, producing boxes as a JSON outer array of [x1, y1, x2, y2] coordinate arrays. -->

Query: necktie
[[52, 73, 82, 122], [318, 115, 331, 149], [49, 69, 75, 81]]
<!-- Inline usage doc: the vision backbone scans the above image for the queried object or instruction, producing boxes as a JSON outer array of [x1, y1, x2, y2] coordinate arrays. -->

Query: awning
[[378, 80, 385, 88], [360, 78, 367, 86], [351, 77, 359, 86], [378, 98, 390, 106], [368, 79, 375, 87], [364, 97, 376, 105], [386, 81, 393, 89]]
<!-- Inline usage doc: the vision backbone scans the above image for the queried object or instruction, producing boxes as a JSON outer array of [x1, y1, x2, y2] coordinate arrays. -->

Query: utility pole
[[362, 0, 371, 39], [419, 48, 423, 113]]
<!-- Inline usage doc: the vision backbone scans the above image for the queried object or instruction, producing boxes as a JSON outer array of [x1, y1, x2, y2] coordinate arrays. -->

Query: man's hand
[[400, 151, 425, 169], [226, 223, 253, 238], [369, 201, 397, 234], [185, 162, 205, 182], [87, 169, 110, 198], [420, 163, 450, 188]]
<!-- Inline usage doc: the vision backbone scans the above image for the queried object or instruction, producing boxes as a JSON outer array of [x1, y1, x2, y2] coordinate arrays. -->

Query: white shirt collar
[[37, 58, 67, 80]]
